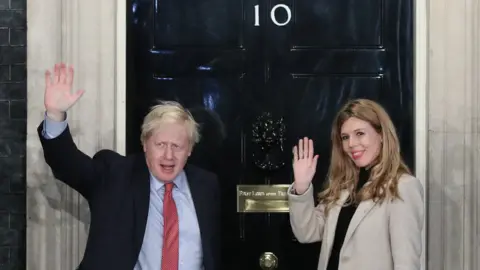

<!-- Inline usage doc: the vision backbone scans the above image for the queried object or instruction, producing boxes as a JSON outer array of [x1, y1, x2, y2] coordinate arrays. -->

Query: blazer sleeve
[[388, 175, 424, 270], [37, 120, 119, 200], [288, 184, 326, 243]]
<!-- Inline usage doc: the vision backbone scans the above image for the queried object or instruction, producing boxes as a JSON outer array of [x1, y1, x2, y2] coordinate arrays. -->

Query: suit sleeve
[[211, 175, 221, 270], [42, 113, 68, 139], [388, 175, 424, 270], [288, 184, 326, 243], [37, 120, 118, 200]]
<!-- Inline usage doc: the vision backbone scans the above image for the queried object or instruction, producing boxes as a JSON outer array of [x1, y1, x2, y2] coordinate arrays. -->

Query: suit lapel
[[342, 199, 376, 246], [131, 154, 151, 257], [184, 165, 211, 259]]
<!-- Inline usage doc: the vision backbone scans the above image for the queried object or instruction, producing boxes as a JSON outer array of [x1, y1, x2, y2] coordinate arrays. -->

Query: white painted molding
[[414, 0, 428, 269], [115, 0, 127, 156], [26, 0, 117, 269], [426, 0, 480, 269]]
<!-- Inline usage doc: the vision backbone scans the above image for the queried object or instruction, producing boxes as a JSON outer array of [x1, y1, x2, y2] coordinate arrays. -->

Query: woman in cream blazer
[[288, 99, 424, 270]]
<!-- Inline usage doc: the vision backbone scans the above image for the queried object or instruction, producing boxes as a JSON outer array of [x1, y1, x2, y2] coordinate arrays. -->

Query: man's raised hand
[[44, 63, 84, 121]]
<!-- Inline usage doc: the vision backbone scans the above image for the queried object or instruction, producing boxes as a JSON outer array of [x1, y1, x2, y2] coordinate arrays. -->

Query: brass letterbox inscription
[[237, 184, 290, 213]]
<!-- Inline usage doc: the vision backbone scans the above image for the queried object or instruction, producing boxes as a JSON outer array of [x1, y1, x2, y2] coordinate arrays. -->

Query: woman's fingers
[[294, 138, 317, 165], [298, 139, 303, 159], [303, 137, 308, 159]]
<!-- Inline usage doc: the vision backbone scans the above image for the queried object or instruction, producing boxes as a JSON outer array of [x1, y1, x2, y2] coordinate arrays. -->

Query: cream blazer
[[288, 174, 424, 270]]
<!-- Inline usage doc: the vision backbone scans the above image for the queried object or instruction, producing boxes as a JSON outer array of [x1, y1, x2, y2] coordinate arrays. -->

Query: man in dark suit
[[38, 63, 220, 270]]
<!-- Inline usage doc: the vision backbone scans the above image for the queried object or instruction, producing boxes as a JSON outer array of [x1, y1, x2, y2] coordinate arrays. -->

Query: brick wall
[[0, 0, 26, 269]]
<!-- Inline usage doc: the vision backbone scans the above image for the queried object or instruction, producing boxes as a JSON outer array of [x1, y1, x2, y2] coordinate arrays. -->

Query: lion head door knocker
[[251, 112, 287, 171]]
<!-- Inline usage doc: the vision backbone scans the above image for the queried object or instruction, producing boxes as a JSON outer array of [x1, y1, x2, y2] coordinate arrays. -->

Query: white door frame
[[113, 0, 429, 268]]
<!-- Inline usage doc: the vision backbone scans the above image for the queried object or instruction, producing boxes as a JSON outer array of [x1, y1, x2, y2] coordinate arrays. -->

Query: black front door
[[126, 0, 414, 269]]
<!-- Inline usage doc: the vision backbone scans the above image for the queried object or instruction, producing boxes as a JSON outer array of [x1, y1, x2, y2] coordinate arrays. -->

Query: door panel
[[126, 0, 414, 269]]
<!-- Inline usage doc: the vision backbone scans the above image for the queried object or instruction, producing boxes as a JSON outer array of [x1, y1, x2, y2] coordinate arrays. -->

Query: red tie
[[161, 182, 179, 270]]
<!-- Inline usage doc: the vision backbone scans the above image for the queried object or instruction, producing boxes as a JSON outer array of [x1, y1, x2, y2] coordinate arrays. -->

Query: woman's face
[[340, 117, 382, 167]]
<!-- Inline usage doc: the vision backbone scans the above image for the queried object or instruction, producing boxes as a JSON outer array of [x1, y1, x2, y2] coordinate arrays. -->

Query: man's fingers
[[66, 65, 74, 86], [59, 63, 67, 83], [54, 64, 60, 83], [45, 70, 52, 88], [69, 89, 85, 104], [73, 89, 85, 99]]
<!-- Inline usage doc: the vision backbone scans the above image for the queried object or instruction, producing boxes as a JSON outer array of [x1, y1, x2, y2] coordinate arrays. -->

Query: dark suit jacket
[[38, 122, 220, 270]]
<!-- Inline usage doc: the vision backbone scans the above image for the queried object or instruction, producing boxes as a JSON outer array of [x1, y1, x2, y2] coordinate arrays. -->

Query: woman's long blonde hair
[[318, 99, 411, 213]]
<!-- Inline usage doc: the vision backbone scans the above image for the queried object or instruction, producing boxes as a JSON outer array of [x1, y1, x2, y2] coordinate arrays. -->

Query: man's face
[[143, 121, 191, 182]]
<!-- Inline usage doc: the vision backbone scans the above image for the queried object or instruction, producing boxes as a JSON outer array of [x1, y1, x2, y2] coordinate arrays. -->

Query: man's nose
[[164, 146, 174, 159]]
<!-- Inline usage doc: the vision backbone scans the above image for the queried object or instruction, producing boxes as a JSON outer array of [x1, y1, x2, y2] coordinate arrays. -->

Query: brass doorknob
[[259, 252, 278, 270]]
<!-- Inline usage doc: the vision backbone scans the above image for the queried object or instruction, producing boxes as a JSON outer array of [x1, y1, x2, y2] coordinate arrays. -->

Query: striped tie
[[161, 182, 179, 270]]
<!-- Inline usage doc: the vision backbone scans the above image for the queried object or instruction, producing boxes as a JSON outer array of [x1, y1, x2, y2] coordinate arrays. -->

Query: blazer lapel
[[325, 191, 349, 253], [131, 154, 151, 257], [343, 199, 376, 246]]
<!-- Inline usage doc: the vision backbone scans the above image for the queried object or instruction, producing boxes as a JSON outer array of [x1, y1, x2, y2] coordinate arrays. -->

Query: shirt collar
[[150, 170, 187, 192]]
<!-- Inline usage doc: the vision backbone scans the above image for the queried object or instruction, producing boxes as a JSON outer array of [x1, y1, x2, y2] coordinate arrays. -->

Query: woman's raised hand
[[292, 137, 319, 194]]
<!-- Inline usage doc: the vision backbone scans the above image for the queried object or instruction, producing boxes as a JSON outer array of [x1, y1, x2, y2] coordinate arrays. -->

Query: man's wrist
[[46, 110, 66, 122]]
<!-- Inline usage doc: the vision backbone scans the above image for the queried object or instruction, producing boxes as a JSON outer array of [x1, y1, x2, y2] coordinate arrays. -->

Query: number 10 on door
[[254, 4, 292, 26]]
